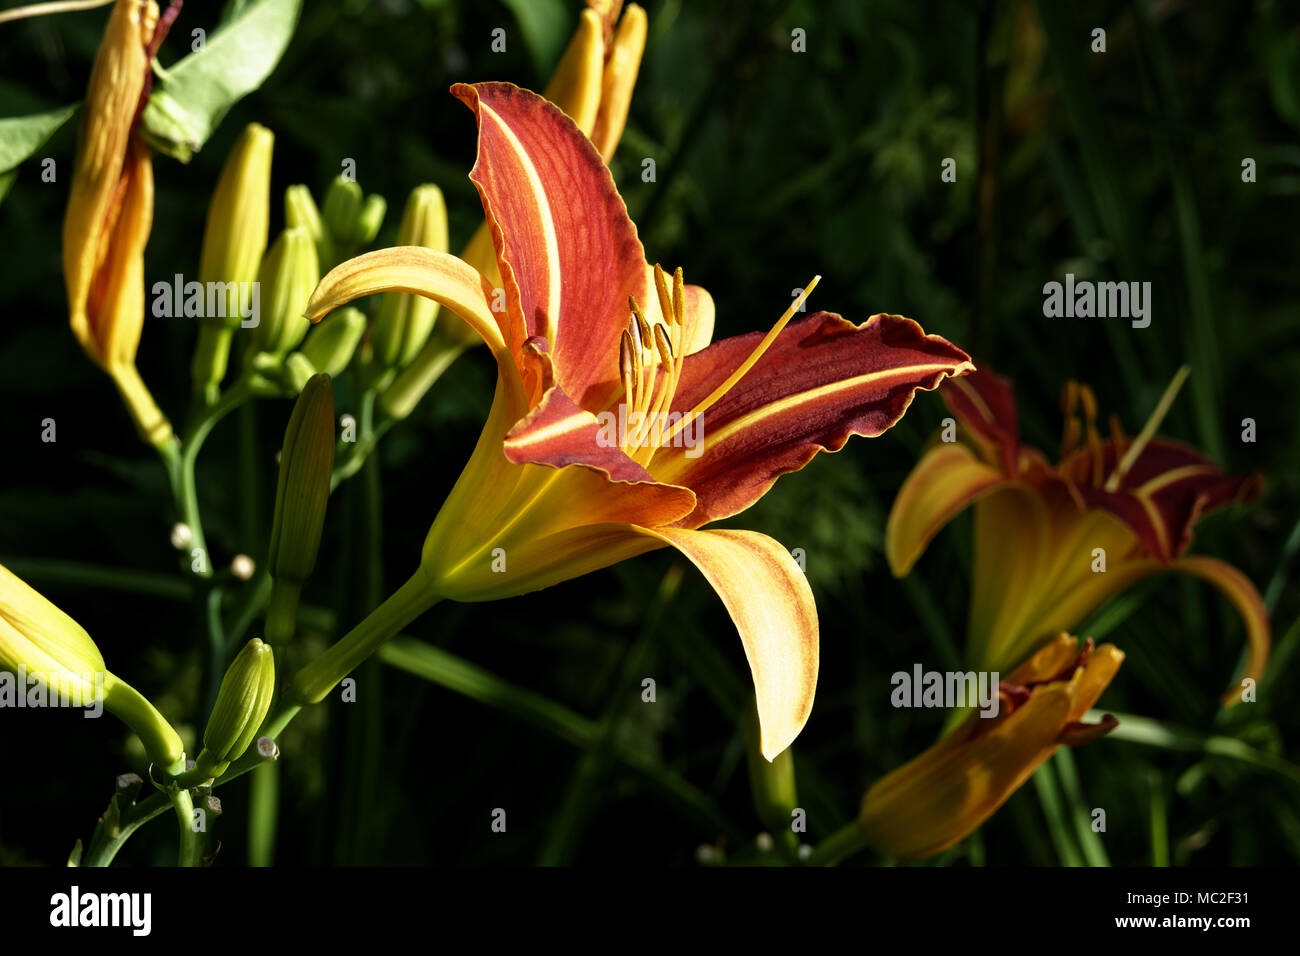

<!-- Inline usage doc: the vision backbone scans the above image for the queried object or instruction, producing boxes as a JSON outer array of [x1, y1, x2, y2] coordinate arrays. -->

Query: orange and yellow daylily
[[62, 0, 176, 446], [860, 634, 1123, 859], [302, 82, 973, 758], [886, 366, 1267, 705]]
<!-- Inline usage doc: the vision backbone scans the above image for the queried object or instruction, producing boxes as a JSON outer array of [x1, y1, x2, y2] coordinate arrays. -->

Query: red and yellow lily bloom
[[886, 365, 1267, 705], [305, 82, 973, 758], [62, 0, 175, 446], [860, 634, 1123, 860]]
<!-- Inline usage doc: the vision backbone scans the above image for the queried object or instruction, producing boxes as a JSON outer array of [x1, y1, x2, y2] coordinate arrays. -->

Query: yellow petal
[[1169, 556, 1270, 706], [307, 247, 521, 397], [636, 527, 817, 760], [885, 442, 1007, 576]]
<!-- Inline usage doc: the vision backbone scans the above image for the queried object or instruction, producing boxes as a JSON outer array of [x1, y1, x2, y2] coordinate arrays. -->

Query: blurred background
[[0, 0, 1297, 865]]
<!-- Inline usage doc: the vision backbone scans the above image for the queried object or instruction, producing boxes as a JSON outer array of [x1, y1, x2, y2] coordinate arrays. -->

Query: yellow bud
[[199, 123, 274, 291], [300, 307, 366, 379], [195, 638, 276, 778], [591, 3, 646, 161], [543, 9, 605, 135]]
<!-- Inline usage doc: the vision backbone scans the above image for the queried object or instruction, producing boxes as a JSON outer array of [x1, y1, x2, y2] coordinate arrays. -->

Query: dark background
[[0, 0, 1297, 865]]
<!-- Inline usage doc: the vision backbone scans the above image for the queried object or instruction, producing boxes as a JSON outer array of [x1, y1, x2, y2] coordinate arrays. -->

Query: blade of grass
[[1052, 747, 1110, 866], [1033, 759, 1085, 866]]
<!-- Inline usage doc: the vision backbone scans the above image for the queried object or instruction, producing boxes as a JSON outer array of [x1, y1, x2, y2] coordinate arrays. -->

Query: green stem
[[167, 787, 201, 867], [247, 763, 278, 866]]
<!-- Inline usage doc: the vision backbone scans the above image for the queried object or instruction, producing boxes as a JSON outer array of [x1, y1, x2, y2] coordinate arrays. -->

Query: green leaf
[[0, 103, 77, 172], [499, 0, 569, 78], [141, 0, 303, 162]]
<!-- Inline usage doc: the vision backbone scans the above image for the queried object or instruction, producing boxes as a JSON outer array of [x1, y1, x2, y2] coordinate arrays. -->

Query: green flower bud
[[322, 176, 362, 245], [249, 227, 320, 358], [195, 638, 275, 779], [369, 185, 448, 382], [285, 184, 334, 273], [354, 194, 387, 245], [300, 307, 366, 379], [268, 374, 335, 586]]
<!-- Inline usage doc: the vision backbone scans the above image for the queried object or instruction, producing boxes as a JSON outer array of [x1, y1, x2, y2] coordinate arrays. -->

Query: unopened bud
[[300, 307, 366, 379], [267, 374, 335, 585], [249, 227, 319, 358], [369, 185, 448, 380], [194, 638, 276, 778], [285, 184, 334, 271]]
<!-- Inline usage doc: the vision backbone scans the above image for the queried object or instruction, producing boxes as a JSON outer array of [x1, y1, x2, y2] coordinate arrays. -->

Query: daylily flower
[[62, 0, 177, 446], [859, 634, 1123, 859], [885, 365, 1267, 705], [297, 82, 972, 759]]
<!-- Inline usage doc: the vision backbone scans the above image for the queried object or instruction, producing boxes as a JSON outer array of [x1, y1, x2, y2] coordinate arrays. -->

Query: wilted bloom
[[191, 122, 273, 400], [886, 365, 1267, 704], [859, 634, 1123, 859], [62, 0, 174, 445], [194, 638, 275, 779], [297, 83, 972, 758], [0, 563, 184, 771]]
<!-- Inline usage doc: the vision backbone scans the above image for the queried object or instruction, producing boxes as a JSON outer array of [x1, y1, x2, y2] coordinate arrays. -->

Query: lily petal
[[306, 246, 523, 405], [504, 384, 662, 484], [1168, 555, 1270, 706], [651, 312, 973, 526], [452, 81, 647, 407], [1071, 439, 1263, 562], [941, 366, 1020, 475], [635, 527, 817, 760], [885, 441, 1008, 576]]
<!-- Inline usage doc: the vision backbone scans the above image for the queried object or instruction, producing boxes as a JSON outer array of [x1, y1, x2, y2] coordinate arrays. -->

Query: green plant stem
[[247, 763, 278, 866], [167, 786, 201, 867]]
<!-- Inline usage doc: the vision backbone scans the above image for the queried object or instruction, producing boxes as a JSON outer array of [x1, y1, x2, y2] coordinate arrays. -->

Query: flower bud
[[355, 194, 388, 246], [268, 374, 335, 585], [199, 123, 273, 292], [369, 185, 448, 381], [299, 307, 366, 379], [322, 176, 362, 243], [191, 122, 274, 401], [248, 226, 320, 358], [194, 638, 275, 778], [285, 184, 334, 271], [591, 3, 647, 161]]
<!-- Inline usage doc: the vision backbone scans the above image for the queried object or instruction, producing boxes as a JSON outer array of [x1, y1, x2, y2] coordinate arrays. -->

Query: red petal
[[941, 365, 1020, 476], [1071, 439, 1262, 561], [649, 312, 973, 526], [452, 82, 647, 409]]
